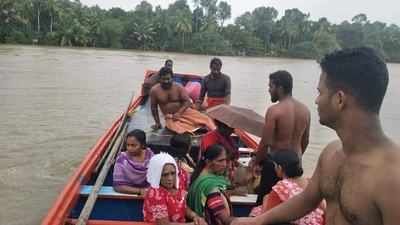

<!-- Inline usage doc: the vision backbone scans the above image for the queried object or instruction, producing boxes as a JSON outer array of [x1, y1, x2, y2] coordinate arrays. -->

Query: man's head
[[269, 70, 293, 103], [210, 57, 222, 76], [316, 47, 389, 127], [159, 67, 174, 90], [165, 59, 173, 70]]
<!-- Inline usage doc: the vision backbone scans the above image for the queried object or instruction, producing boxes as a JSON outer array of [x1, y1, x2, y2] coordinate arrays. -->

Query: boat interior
[[67, 73, 257, 223]]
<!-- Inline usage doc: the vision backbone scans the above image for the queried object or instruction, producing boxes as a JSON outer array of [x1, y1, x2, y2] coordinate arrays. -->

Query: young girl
[[113, 129, 154, 195]]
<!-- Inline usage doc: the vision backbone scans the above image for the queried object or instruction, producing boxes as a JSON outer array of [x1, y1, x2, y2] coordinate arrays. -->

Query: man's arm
[[301, 113, 310, 154], [254, 107, 276, 165], [150, 87, 162, 129], [224, 75, 231, 105], [175, 86, 191, 116]]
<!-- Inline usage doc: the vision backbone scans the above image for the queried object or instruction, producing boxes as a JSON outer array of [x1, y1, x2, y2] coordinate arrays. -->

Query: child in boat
[[167, 132, 196, 190], [143, 153, 206, 225], [113, 129, 154, 195], [249, 150, 325, 225]]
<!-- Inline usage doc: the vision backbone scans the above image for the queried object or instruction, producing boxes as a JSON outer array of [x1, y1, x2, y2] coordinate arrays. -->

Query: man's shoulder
[[221, 73, 230, 79], [319, 140, 343, 163], [150, 83, 161, 92]]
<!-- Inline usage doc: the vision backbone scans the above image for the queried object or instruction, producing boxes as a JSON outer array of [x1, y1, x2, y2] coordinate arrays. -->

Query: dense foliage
[[1, 0, 400, 61]]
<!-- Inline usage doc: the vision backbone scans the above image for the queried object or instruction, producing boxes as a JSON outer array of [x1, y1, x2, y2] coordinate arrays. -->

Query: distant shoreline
[[3, 43, 399, 64]]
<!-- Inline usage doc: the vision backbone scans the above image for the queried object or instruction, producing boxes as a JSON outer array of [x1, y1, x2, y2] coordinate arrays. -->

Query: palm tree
[[132, 20, 155, 50], [175, 12, 192, 51]]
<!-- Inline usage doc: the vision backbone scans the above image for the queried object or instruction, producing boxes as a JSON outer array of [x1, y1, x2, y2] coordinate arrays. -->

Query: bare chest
[[156, 87, 182, 104], [321, 161, 381, 225]]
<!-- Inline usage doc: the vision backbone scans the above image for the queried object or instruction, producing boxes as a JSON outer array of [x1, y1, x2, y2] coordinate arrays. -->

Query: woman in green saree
[[187, 144, 236, 225]]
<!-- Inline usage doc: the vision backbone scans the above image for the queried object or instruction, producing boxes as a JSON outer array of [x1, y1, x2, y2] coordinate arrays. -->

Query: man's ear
[[335, 90, 347, 111]]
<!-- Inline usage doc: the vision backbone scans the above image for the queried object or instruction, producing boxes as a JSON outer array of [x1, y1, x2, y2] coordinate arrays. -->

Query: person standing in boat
[[143, 153, 207, 225], [187, 144, 236, 225], [195, 58, 231, 109], [252, 70, 311, 205], [150, 66, 215, 134], [232, 47, 400, 225], [113, 129, 154, 195]]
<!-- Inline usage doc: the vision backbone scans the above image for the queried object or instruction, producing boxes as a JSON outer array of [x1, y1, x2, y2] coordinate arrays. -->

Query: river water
[[0, 45, 399, 225]]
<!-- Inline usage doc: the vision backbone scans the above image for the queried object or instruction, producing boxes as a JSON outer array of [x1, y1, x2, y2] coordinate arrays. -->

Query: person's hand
[[193, 215, 207, 225], [172, 112, 181, 121], [139, 188, 147, 196], [231, 217, 259, 225], [151, 123, 162, 130]]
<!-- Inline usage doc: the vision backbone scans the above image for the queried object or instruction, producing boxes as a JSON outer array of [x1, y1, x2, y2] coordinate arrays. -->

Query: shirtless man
[[233, 47, 400, 225], [150, 67, 215, 133], [254, 70, 311, 204], [150, 66, 191, 130]]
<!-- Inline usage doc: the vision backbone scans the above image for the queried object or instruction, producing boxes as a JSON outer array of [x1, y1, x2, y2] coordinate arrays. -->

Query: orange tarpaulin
[[165, 108, 216, 134]]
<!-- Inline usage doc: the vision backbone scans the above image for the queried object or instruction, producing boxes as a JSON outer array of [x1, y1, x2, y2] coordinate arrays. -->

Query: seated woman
[[187, 144, 236, 225], [113, 129, 154, 195], [143, 153, 206, 225], [250, 150, 325, 225], [168, 133, 196, 190]]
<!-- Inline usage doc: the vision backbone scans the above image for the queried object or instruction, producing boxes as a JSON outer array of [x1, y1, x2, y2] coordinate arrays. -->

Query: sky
[[80, 0, 400, 25]]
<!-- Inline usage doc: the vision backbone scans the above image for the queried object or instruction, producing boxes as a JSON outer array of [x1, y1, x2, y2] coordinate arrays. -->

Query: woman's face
[[207, 150, 228, 176], [160, 164, 177, 191], [126, 136, 143, 155]]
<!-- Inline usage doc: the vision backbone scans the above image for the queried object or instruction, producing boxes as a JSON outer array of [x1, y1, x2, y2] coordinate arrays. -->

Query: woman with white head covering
[[143, 153, 207, 225]]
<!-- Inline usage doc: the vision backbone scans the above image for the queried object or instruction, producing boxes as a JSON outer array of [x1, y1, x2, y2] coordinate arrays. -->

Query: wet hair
[[165, 59, 173, 66], [269, 150, 303, 178], [159, 66, 173, 78], [126, 129, 146, 147], [269, 70, 293, 95], [190, 144, 225, 184], [320, 47, 389, 113], [210, 57, 222, 67], [169, 132, 192, 159]]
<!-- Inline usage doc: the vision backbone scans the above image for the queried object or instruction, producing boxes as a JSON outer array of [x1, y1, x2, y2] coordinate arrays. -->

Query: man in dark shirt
[[196, 58, 231, 109]]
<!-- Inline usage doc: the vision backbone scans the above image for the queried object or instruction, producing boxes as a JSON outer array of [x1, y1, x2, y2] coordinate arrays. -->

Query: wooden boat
[[41, 71, 260, 225]]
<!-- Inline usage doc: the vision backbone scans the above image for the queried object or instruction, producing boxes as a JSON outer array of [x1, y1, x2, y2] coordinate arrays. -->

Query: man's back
[[270, 97, 310, 154]]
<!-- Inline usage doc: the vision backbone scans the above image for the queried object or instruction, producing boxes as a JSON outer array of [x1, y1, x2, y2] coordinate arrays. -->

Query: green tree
[[216, 1, 231, 27], [251, 6, 278, 52], [312, 30, 340, 59]]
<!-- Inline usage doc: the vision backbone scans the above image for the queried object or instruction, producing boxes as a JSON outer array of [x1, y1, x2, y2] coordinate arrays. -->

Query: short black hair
[[210, 57, 222, 67], [159, 66, 173, 77], [269, 70, 293, 95], [169, 133, 192, 159], [320, 47, 389, 113], [269, 150, 303, 178], [165, 59, 173, 65], [126, 129, 146, 146]]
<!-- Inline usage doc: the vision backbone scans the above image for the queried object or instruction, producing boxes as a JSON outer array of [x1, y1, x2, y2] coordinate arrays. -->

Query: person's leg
[[256, 159, 280, 204]]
